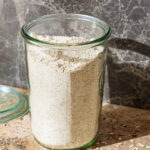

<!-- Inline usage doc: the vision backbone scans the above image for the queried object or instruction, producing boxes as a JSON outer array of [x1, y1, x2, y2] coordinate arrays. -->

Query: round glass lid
[[0, 85, 29, 123]]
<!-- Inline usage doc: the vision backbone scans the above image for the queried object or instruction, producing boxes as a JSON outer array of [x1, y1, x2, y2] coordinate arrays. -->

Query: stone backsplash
[[0, 0, 149, 109]]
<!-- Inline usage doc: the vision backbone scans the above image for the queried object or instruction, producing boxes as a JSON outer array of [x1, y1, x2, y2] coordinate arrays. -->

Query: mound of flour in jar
[[27, 33, 105, 149]]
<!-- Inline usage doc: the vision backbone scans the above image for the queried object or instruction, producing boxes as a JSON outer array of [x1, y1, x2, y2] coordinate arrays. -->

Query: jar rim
[[21, 14, 111, 47]]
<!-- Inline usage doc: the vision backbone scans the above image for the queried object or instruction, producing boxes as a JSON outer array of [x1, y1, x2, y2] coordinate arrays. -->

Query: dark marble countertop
[[0, 0, 150, 110]]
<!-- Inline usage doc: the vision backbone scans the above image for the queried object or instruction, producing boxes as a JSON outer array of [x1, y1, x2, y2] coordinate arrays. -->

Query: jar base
[[33, 132, 99, 150]]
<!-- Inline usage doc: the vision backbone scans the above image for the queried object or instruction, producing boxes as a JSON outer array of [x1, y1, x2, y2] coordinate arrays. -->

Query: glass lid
[[0, 85, 29, 123]]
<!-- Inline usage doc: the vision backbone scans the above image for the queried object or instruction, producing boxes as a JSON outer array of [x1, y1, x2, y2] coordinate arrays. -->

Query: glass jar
[[21, 14, 111, 149]]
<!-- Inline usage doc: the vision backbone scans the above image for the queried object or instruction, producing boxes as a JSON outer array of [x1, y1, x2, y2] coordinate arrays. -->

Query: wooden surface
[[0, 88, 150, 150]]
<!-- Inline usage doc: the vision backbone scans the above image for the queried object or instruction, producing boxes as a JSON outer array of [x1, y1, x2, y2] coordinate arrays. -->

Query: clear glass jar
[[21, 14, 111, 149]]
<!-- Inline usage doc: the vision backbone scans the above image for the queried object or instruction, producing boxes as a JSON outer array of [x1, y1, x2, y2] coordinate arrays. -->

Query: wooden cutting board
[[0, 88, 150, 150]]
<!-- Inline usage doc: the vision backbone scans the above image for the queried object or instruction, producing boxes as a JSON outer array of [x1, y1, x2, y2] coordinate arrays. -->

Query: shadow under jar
[[21, 14, 111, 149]]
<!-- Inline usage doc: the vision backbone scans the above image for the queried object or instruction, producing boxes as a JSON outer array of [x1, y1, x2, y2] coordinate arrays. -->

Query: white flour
[[27, 34, 105, 149]]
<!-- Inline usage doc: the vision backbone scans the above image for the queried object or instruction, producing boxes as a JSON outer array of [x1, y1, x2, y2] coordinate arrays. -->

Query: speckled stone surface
[[0, 88, 150, 150], [0, 0, 150, 108]]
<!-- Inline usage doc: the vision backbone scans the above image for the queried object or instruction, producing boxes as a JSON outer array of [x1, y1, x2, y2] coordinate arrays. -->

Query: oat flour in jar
[[27, 34, 105, 149]]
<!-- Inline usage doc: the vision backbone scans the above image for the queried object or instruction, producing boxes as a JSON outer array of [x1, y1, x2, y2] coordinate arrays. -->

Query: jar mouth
[[21, 14, 111, 47]]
